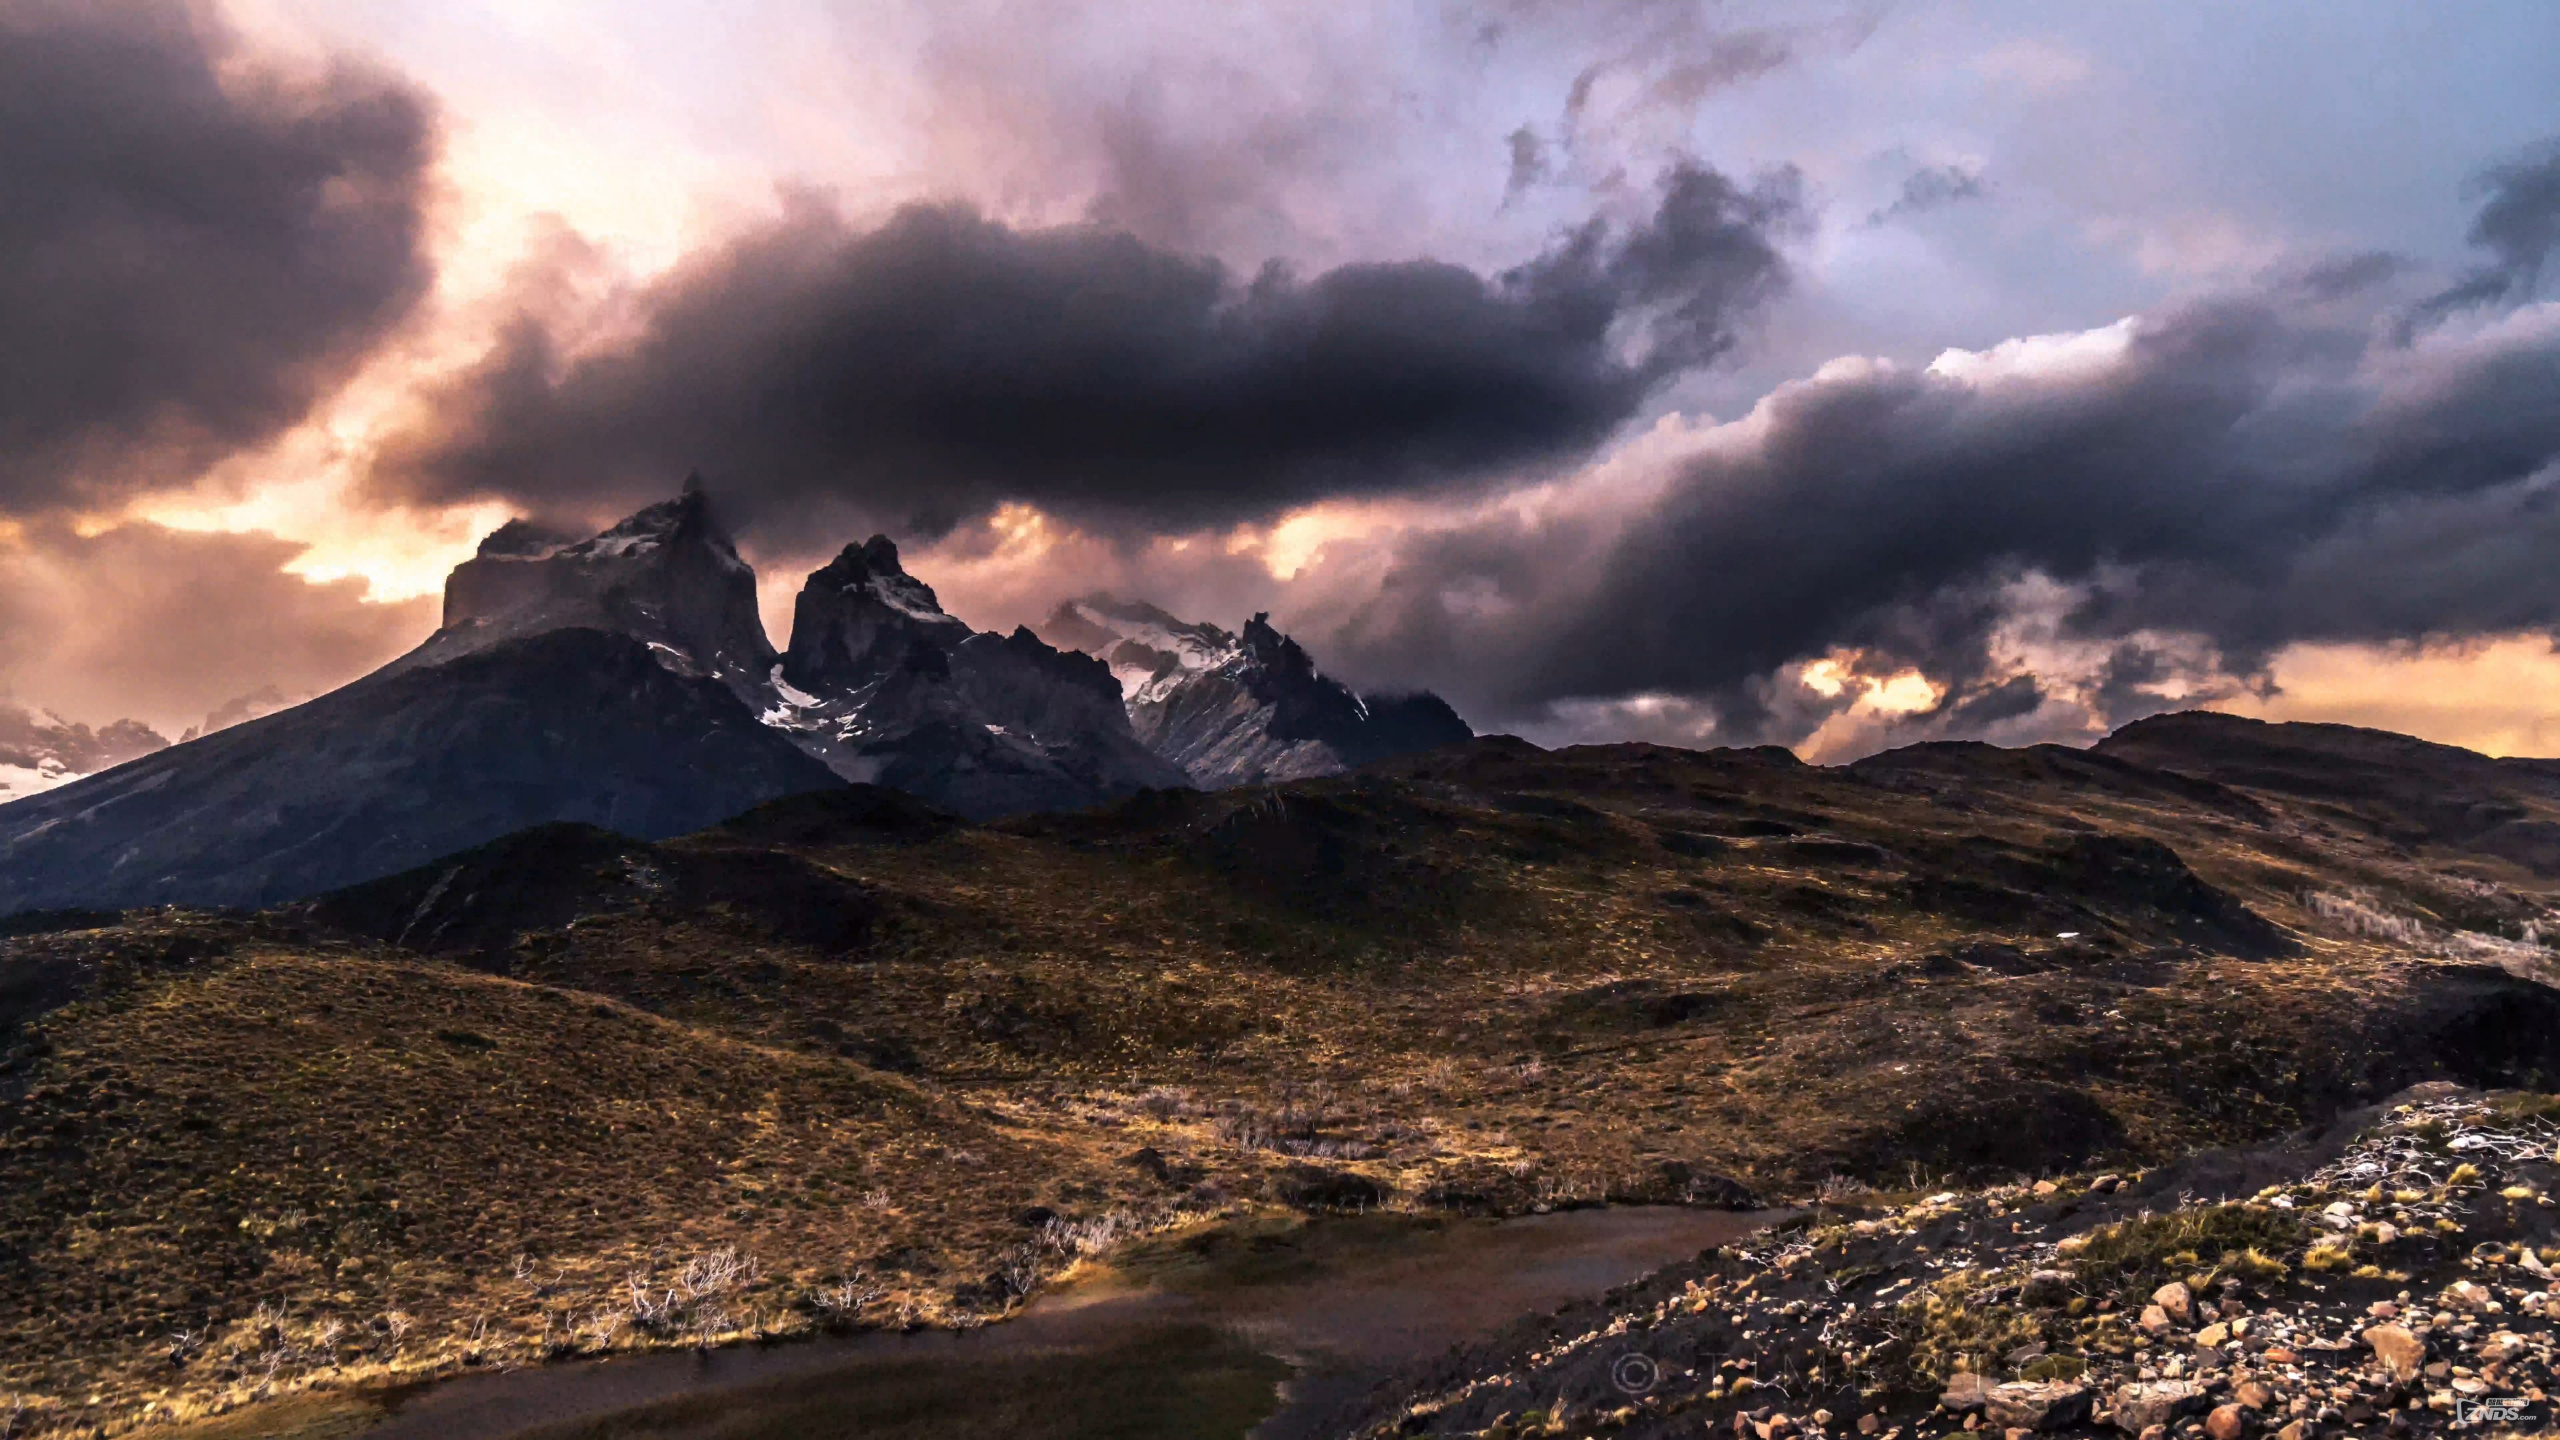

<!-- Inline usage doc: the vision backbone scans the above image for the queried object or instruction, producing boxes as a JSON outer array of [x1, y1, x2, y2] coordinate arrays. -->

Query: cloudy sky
[[6, 0, 2560, 758]]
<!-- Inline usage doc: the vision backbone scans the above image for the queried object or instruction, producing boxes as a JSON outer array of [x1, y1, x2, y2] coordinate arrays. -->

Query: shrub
[[1888, 1280, 2048, 1387], [2068, 1204, 2308, 1294]]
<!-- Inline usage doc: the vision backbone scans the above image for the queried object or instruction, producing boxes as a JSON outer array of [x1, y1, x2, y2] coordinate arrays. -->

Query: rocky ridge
[[1040, 594, 1471, 787]]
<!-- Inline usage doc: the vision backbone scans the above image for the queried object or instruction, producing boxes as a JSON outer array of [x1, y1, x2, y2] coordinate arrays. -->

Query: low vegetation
[[4, 729, 2559, 1432]]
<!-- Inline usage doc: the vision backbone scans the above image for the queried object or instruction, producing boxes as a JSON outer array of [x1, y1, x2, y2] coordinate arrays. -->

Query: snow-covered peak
[[0, 703, 168, 801], [1041, 594, 1241, 700], [547, 482, 751, 576], [1036, 596, 1472, 787]]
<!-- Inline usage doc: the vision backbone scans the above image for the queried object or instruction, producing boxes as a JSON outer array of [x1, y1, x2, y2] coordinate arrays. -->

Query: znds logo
[[2452, 1395, 2529, 1426]]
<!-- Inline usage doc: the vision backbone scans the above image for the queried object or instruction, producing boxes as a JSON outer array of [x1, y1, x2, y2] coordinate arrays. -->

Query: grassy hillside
[[5, 718, 2559, 1432]]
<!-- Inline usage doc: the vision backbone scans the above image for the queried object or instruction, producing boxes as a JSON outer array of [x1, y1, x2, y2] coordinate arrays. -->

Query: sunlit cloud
[[2215, 634, 2560, 759], [5, 0, 2559, 768]]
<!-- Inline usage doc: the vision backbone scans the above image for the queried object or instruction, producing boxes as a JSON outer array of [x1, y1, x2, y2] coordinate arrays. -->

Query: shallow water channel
[[307, 1206, 1769, 1440]]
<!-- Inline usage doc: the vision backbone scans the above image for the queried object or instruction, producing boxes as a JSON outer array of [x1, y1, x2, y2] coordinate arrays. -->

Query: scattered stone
[[1328, 1095, 2560, 1440]]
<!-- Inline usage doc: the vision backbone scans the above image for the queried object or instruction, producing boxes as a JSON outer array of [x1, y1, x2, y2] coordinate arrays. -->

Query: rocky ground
[[1326, 1088, 2560, 1440]]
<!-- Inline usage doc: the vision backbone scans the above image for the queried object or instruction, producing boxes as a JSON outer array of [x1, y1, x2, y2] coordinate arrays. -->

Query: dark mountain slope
[[0, 629, 841, 913], [2096, 711, 2560, 873]]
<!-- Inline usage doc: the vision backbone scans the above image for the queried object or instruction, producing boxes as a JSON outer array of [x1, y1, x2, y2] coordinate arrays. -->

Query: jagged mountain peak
[[553, 484, 748, 571], [803, 535, 966, 629], [411, 483, 775, 700], [769, 553, 1186, 814], [474, 517, 578, 559], [1238, 611, 1322, 686], [783, 536, 971, 695]]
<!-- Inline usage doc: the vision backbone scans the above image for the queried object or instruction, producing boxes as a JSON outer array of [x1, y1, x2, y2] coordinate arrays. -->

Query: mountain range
[[0, 485, 1470, 914], [0, 705, 166, 802], [1038, 596, 1472, 788], [0, 690, 306, 804]]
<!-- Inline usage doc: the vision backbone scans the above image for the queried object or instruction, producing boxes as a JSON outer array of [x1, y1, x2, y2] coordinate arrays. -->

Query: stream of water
[[337, 1206, 1772, 1440]]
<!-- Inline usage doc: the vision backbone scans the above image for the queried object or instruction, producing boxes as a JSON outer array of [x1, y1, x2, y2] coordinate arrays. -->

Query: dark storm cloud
[[1865, 163, 1989, 227], [0, 1, 437, 516], [2409, 137, 2560, 326], [1563, 27, 1796, 130], [1313, 264, 2560, 738], [1487, 3, 1873, 199], [1504, 125, 1551, 202], [378, 162, 1798, 537], [2466, 139, 2560, 296]]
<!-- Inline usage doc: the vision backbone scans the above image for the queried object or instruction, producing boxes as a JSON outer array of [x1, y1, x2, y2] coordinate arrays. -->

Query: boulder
[[2113, 1380, 2208, 1434], [1983, 1380, 2094, 1431], [2363, 1323, 2425, 1382], [1941, 1373, 1991, 1412], [2023, 1269, 2074, 1305], [1268, 1164, 1388, 1213]]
